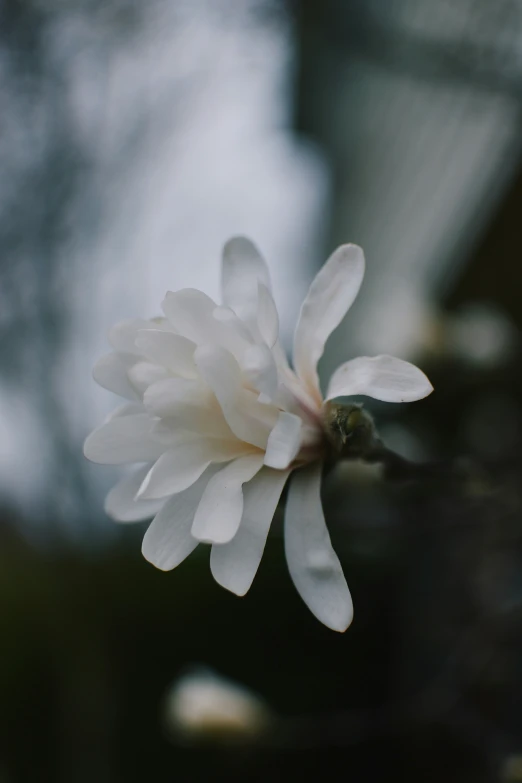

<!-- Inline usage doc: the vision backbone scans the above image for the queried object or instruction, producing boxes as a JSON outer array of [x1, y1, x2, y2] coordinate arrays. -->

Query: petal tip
[[192, 529, 237, 546], [83, 432, 100, 463], [223, 235, 256, 253], [325, 602, 354, 633], [141, 536, 170, 572], [82, 436, 92, 461], [336, 242, 365, 264], [218, 579, 249, 598]]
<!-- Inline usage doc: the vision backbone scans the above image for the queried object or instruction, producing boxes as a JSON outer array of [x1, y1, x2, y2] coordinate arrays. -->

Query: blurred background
[[1, 0, 522, 780]]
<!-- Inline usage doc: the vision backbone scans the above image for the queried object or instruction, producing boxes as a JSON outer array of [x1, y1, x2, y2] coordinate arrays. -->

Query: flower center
[[322, 401, 379, 460]]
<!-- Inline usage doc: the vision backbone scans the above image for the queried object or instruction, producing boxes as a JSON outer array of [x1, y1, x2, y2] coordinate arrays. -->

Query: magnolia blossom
[[84, 238, 433, 631]]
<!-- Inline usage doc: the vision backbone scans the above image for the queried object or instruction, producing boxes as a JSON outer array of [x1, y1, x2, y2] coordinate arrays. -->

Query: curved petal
[[210, 466, 290, 595], [137, 435, 247, 500], [293, 244, 365, 401], [284, 462, 353, 632], [257, 282, 279, 347], [221, 236, 271, 325], [144, 378, 234, 440], [103, 402, 145, 423], [143, 378, 208, 419], [104, 466, 165, 522], [242, 344, 278, 400], [92, 353, 138, 400], [191, 453, 264, 544], [142, 469, 217, 571], [135, 330, 197, 378], [325, 355, 433, 403], [83, 414, 165, 464], [194, 345, 278, 449], [162, 289, 252, 359], [127, 361, 169, 396], [212, 306, 254, 345], [108, 319, 157, 354], [161, 288, 217, 342], [264, 412, 302, 469]]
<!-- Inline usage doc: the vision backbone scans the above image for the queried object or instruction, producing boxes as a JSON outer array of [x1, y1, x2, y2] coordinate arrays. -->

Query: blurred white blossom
[[165, 668, 270, 742], [419, 303, 516, 368], [448, 303, 516, 367], [84, 237, 432, 630]]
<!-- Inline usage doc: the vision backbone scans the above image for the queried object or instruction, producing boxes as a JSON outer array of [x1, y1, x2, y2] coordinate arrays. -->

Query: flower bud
[[323, 401, 379, 458]]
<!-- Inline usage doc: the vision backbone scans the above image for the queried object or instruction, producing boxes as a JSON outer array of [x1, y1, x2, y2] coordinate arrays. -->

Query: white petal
[[93, 353, 138, 400], [83, 414, 165, 464], [210, 466, 290, 595], [242, 344, 278, 400], [142, 470, 217, 571], [144, 378, 234, 440], [135, 330, 197, 378], [293, 244, 365, 400], [210, 306, 256, 358], [194, 345, 278, 449], [127, 361, 169, 396], [272, 338, 291, 372], [143, 378, 208, 419], [104, 466, 165, 522], [264, 412, 302, 469], [108, 319, 156, 354], [325, 355, 434, 403], [137, 436, 249, 499], [257, 283, 279, 347], [284, 462, 353, 632], [191, 454, 264, 544], [212, 306, 254, 344], [103, 402, 145, 423], [272, 383, 304, 417], [162, 288, 218, 343], [221, 236, 271, 325], [162, 289, 252, 359]]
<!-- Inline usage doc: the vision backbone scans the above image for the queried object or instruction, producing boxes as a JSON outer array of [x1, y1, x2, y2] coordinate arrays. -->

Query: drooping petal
[[108, 319, 157, 354], [191, 453, 264, 544], [104, 465, 165, 522], [194, 345, 278, 449], [210, 466, 290, 595], [257, 282, 279, 347], [284, 462, 353, 632], [221, 236, 271, 325], [137, 435, 249, 500], [135, 330, 197, 378], [325, 355, 433, 403], [142, 470, 217, 571], [264, 412, 302, 469], [242, 344, 278, 400], [293, 244, 365, 401], [83, 414, 166, 464], [92, 353, 138, 400]]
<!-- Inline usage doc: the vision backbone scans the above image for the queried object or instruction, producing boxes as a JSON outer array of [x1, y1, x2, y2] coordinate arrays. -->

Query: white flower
[[84, 237, 433, 631], [165, 667, 270, 741]]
